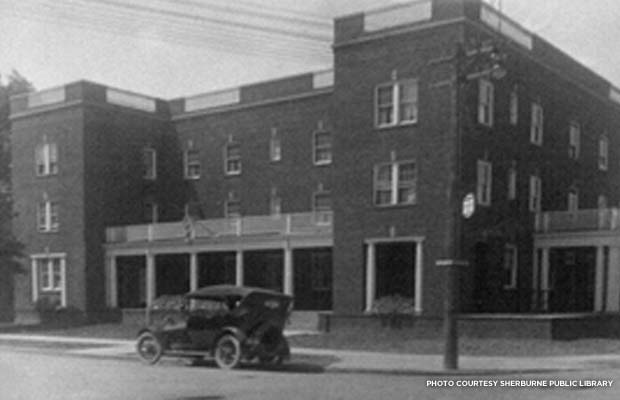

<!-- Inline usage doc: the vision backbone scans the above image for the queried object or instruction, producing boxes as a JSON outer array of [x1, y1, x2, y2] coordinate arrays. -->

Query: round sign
[[462, 193, 475, 219]]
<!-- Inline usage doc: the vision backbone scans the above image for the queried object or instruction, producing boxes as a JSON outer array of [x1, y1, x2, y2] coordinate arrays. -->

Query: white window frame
[[568, 188, 579, 212], [509, 87, 519, 125], [225, 194, 241, 218], [375, 79, 418, 128], [529, 175, 542, 212], [599, 135, 609, 171], [270, 189, 281, 216], [313, 131, 332, 165], [530, 102, 544, 145], [224, 142, 242, 176], [313, 190, 332, 225], [270, 130, 281, 162], [568, 122, 580, 159], [183, 149, 201, 180], [478, 78, 494, 126], [507, 164, 517, 200], [503, 244, 518, 290], [476, 160, 492, 206], [143, 148, 157, 180], [37, 200, 59, 232], [31, 254, 67, 307], [35, 142, 58, 176], [373, 160, 417, 206]]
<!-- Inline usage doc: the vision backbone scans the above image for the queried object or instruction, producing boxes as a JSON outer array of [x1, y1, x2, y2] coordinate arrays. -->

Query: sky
[[1, 0, 620, 99]]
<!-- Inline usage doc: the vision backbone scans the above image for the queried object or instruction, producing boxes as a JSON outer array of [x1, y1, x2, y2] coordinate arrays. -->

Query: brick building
[[8, 0, 620, 322]]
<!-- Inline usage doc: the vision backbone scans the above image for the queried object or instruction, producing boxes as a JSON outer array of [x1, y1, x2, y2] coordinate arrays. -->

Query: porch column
[[595, 246, 606, 312], [607, 246, 620, 312], [31, 258, 39, 303], [283, 246, 293, 295], [531, 248, 540, 310], [414, 240, 424, 313], [235, 250, 244, 286], [108, 256, 118, 308], [60, 258, 67, 308], [540, 247, 550, 311], [146, 253, 156, 307], [365, 242, 376, 312], [189, 252, 198, 292]]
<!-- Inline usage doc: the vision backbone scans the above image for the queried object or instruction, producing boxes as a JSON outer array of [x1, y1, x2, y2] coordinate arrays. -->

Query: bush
[[34, 297, 85, 326], [371, 295, 415, 329]]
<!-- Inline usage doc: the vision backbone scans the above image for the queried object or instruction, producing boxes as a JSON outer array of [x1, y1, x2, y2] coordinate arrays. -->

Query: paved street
[[2, 345, 620, 400]]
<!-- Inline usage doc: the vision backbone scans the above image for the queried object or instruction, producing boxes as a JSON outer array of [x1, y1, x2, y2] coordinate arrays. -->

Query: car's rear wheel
[[214, 334, 242, 370], [136, 331, 163, 365]]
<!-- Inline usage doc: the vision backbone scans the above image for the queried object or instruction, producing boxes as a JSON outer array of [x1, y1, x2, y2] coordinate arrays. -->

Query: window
[[37, 200, 59, 232], [313, 191, 332, 225], [568, 188, 579, 211], [476, 160, 492, 206], [373, 161, 416, 206], [529, 175, 542, 212], [375, 79, 418, 127], [568, 122, 580, 159], [225, 142, 241, 175], [598, 195, 608, 209], [530, 102, 544, 145], [35, 142, 58, 176], [313, 131, 332, 165], [143, 148, 157, 180], [225, 194, 240, 218], [478, 79, 494, 126], [36, 257, 63, 291], [599, 135, 609, 171], [184, 149, 201, 179], [270, 129, 281, 162], [503, 244, 518, 290], [270, 189, 281, 216], [509, 87, 519, 125], [507, 164, 517, 200], [144, 201, 158, 223]]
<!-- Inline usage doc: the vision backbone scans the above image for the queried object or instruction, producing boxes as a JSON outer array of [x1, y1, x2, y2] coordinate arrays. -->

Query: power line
[[74, 0, 332, 42]]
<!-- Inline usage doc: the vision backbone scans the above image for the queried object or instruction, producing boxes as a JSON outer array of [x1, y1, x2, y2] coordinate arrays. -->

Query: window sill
[[313, 161, 332, 167], [184, 176, 201, 180], [224, 172, 241, 177], [374, 202, 416, 209], [375, 120, 418, 131]]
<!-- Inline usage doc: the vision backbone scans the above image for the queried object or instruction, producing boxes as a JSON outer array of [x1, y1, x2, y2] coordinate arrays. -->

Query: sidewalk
[[2, 333, 620, 374]]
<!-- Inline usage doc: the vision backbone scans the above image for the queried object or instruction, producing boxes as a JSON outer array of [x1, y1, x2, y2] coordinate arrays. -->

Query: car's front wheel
[[214, 334, 242, 370], [136, 331, 163, 365]]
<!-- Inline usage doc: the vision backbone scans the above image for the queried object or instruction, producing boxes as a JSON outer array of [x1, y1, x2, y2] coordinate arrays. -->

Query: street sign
[[462, 193, 475, 219]]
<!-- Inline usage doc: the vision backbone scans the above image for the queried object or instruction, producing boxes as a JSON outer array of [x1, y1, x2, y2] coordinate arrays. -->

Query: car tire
[[136, 331, 163, 365], [214, 334, 242, 370]]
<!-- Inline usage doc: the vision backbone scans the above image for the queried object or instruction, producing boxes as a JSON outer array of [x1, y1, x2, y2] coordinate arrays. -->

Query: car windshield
[[189, 298, 230, 313]]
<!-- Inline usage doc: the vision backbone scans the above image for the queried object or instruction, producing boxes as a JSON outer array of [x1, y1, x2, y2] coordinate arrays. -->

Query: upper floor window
[[37, 200, 59, 232], [313, 190, 332, 225], [144, 200, 158, 223], [270, 189, 281, 216], [375, 79, 418, 127], [35, 142, 58, 176], [143, 148, 157, 180], [568, 122, 580, 159], [568, 187, 579, 211], [599, 135, 609, 171], [476, 160, 492, 206], [478, 79, 494, 126], [225, 142, 241, 175], [184, 149, 201, 179], [530, 102, 544, 145], [529, 175, 542, 212], [507, 163, 517, 200], [509, 86, 519, 125], [225, 193, 241, 218], [598, 195, 608, 209], [313, 131, 332, 165], [503, 244, 518, 290], [270, 129, 281, 162], [373, 160, 416, 206]]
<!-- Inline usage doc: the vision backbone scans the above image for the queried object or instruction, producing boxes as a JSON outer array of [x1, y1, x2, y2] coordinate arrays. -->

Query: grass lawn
[[6, 323, 620, 357]]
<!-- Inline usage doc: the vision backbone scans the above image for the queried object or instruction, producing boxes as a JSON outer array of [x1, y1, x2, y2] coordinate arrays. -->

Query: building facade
[[9, 0, 620, 322]]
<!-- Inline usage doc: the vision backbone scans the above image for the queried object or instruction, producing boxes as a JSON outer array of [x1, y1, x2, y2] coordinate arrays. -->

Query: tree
[[0, 71, 33, 275]]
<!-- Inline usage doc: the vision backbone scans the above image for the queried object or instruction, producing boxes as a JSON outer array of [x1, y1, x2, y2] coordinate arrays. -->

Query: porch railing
[[106, 212, 333, 243], [535, 208, 620, 233]]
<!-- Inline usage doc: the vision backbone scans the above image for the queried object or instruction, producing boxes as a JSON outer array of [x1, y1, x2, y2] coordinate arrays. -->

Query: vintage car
[[136, 285, 292, 369]]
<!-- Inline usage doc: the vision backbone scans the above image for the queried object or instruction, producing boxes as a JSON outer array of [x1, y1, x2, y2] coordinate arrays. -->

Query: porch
[[104, 212, 333, 311], [534, 208, 620, 313]]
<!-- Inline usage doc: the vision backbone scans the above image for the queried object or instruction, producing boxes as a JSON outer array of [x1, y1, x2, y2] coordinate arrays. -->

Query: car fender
[[216, 326, 247, 342]]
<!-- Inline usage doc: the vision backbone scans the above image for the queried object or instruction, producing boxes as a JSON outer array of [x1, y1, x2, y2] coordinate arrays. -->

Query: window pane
[[377, 86, 393, 105], [398, 162, 415, 182], [52, 259, 62, 289], [227, 144, 240, 158], [314, 193, 331, 211], [375, 190, 392, 205], [376, 164, 392, 183]]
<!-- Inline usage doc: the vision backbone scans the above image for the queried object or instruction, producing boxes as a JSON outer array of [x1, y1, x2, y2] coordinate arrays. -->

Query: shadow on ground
[[182, 354, 339, 374]]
